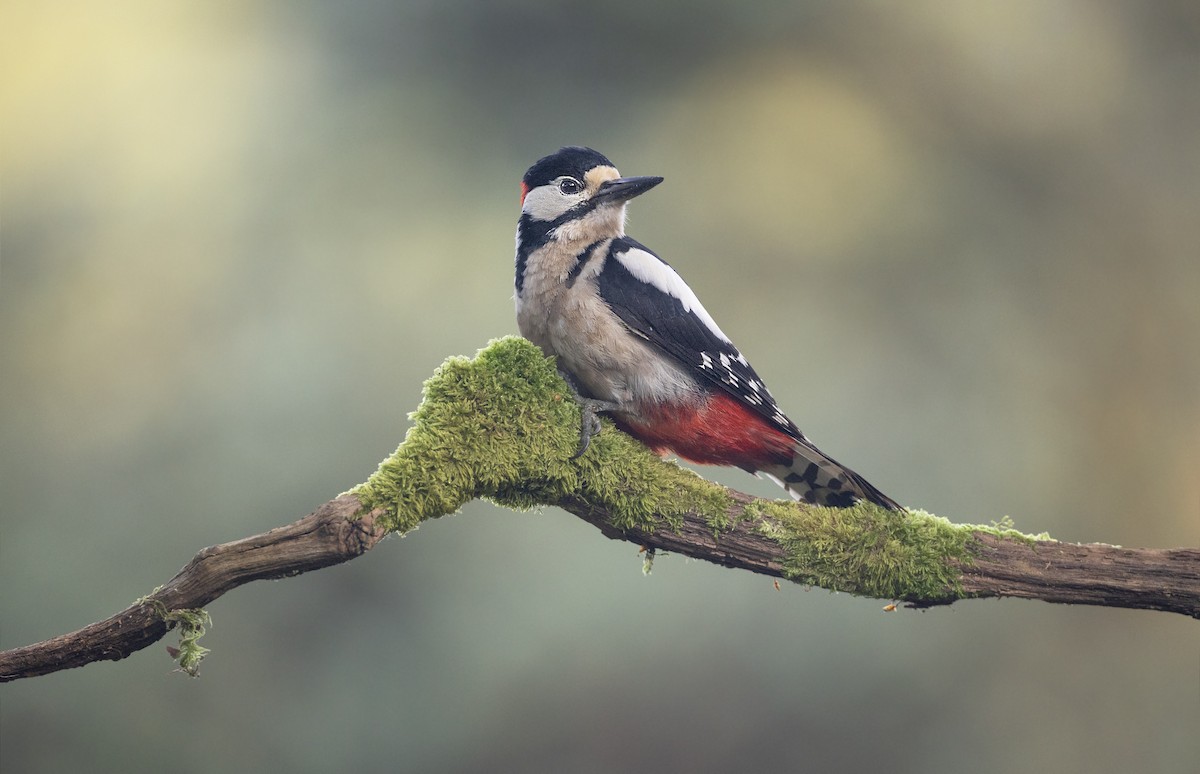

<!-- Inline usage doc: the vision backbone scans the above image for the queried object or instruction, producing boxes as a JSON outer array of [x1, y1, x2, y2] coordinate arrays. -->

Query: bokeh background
[[2, 1, 1198, 772]]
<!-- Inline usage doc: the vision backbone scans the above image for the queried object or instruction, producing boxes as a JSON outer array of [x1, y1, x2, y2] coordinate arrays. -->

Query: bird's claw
[[570, 397, 618, 460], [557, 368, 619, 460]]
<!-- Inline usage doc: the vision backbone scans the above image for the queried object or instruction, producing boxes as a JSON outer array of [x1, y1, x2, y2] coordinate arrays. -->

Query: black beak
[[593, 175, 664, 205]]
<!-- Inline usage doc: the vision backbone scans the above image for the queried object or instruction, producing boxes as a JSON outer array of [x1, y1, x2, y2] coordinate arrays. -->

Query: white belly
[[516, 248, 698, 416]]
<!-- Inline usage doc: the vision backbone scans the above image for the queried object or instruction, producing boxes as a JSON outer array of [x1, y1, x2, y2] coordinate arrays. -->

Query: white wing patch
[[613, 247, 732, 344]]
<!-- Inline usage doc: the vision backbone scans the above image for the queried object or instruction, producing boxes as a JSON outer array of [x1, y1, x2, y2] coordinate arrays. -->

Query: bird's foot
[[571, 396, 619, 459], [556, 369, 619, 458]]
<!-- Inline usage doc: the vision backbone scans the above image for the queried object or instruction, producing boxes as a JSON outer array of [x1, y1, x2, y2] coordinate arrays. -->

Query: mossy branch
[[2, 338, 1197, 682]]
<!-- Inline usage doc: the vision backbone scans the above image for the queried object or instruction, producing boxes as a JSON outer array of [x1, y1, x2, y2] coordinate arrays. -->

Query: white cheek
[[522, 186, 582, 221]]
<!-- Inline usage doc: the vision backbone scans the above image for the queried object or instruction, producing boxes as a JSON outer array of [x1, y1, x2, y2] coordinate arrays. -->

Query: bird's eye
[[559, 178, 583, 195]]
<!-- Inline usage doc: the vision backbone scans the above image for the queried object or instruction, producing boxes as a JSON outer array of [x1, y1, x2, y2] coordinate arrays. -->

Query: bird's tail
[[758, 438, 903, 511]]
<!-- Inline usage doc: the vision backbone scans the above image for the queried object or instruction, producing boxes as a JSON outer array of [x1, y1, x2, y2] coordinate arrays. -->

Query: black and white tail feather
[[758, 446, 902, 510]]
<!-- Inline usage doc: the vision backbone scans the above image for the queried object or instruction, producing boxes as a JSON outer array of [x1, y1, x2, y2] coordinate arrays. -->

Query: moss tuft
[[140, 596, 212, 677], [750, 500, 1049, 601], [163, 608, 212, 677], [353, 337, 734, 535]]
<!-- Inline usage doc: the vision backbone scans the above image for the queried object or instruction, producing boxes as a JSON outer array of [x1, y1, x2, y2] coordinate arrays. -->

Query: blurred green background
[[2, 1, 1198, 772]]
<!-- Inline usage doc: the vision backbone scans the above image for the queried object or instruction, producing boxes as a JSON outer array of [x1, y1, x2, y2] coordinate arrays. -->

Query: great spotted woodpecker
[[514, 146, 901, 510]]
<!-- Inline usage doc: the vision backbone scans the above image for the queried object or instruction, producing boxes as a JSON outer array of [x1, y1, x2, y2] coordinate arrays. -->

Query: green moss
[[750, 501, 1049, 601], [163, 608, 212, 677], [352, 337, 734, 535], [140, 595, 212, 677], [352, 336, 1052, 604]]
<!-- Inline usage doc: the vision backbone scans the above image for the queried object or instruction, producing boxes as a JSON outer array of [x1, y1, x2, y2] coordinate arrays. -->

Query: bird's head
[[518, 146, 663, 244]]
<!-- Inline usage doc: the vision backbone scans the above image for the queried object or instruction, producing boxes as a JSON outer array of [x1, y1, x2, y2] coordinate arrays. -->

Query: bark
[[955, 534, 1200, 615]]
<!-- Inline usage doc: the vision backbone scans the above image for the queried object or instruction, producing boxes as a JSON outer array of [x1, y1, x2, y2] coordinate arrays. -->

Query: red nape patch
[[519, 181, 530, 205], [612, 393, 796, 471]]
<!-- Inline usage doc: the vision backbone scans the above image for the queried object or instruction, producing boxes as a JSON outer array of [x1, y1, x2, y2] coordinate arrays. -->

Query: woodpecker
[[514, 146, 902, 510]]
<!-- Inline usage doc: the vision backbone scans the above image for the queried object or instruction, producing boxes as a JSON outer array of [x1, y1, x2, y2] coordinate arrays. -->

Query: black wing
[[595, 237, 802, 440]]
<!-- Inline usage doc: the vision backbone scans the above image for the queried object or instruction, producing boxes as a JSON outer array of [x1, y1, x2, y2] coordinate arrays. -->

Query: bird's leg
[[558, 370, 619, 459]]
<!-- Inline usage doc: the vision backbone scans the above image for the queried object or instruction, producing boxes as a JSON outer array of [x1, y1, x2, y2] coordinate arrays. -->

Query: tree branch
[[3, 338, 1196, 682], [573, 492, 1199, 613], [0, 495, 388, 681]]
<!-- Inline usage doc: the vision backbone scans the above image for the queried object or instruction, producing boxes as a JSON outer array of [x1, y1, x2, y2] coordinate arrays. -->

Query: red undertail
[[612, 392, 795, 472]]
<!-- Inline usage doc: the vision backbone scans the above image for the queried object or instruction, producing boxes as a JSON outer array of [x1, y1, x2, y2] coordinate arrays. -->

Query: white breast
[[517, 242, 699, 416]]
